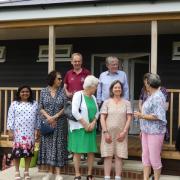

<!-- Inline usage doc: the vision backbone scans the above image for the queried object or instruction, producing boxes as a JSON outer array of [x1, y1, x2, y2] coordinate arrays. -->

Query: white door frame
[[91, 52, 150, 75]]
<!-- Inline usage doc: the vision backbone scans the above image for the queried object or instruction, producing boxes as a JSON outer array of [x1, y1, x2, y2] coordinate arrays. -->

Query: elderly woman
[[38, 70, 68, 180], [134, 73, 167, 180], [68, 75, 99, 180], [100, 80, 132, 180]]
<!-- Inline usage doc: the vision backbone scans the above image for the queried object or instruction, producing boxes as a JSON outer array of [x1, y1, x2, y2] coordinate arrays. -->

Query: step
[[39, 158, 144, 179], [159, 175, 180, 180]]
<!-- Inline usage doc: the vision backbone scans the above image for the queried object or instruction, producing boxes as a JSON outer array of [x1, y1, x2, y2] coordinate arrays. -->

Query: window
[[172, 42, 180, 60], [0, 46, 6, 63], [37, 44, 72, 62]]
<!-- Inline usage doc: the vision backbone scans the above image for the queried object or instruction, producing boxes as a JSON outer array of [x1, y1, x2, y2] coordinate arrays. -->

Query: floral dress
[[7, 101, 38, 158], [37, 87, 68, 167]]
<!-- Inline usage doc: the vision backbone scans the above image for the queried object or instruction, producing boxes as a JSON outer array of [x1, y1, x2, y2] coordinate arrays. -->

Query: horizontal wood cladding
[[2, 13, 180, 29], [0, 35, 180, 89]]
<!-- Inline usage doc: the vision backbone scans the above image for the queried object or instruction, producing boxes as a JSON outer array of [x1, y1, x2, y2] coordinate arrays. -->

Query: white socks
[[115, 176, 121, 180], [104, 176, 110, 180]]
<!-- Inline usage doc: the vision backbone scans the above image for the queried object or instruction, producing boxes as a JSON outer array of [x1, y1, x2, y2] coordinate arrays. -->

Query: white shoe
[[42, 173, 54, 180], [55, 175, 63, 180]]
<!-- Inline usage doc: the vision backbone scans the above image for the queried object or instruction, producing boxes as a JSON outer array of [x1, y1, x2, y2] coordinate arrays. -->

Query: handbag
[[64, 93, 82, 122], [40, 120, 55, 135], [40, 89, 59, 135]]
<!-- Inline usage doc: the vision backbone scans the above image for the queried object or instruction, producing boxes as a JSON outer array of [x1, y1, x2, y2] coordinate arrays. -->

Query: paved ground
[[1, 166, 180, 180], [0, 166, 102, 180]]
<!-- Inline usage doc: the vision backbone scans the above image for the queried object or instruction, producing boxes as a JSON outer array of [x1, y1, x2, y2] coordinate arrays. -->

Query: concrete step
[[39, 158, 144, 179]]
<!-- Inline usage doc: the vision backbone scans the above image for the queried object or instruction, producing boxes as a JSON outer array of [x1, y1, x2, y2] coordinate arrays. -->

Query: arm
[[96, 74, 102, 104], [123, 73, 129, 100], [100, 113, 112, 144], [64, 83, 73, 98], [7, 102, 15, 138], [139, 100, 143, 112]]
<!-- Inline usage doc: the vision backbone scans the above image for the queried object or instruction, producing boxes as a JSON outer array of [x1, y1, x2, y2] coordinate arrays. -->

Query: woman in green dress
[[68, 75, 99, 180]]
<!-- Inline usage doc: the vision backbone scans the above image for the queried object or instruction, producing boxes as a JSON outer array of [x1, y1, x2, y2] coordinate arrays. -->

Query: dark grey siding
[[0, 35, 180, 89]]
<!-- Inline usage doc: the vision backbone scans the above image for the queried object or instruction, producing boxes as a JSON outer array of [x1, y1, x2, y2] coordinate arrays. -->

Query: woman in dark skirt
[[38, 70, 68, 180]]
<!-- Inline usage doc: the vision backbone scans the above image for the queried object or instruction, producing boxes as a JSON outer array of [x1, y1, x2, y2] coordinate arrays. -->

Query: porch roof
[[0, 0, 157, 7], [0, 1, 180, 22]]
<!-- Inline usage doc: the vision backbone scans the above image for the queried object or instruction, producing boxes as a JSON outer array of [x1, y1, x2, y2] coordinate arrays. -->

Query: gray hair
[[83, 75, 99, 89], [147, 73, 161, 88], [106, 56, 119, 65]]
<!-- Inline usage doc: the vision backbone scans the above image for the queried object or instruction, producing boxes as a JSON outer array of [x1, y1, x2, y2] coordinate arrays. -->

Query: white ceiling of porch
[[0, 21, 180, 40]]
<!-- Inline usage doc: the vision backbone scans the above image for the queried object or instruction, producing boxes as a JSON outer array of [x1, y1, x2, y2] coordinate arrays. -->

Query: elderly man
[[97, 56, 129, 104], [96, 56, 129, 165], [64, 52, 91, 161]]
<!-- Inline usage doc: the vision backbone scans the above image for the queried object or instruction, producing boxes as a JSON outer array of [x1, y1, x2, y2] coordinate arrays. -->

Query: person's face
[[19, 88, 30, 101], [53, 73, 62, 87], [89, 85, 98, 95], [112, 83, 122, 97], [107, 60, 119, 73], [144, 79, 150, 92], [71, 55, 82, 70]]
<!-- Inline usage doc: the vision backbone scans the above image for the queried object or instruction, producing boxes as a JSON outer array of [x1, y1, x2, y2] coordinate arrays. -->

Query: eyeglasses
[[57, 77, 62, 81]]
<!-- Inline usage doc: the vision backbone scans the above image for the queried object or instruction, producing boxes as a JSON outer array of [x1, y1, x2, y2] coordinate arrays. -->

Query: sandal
[[15, 171, 21, 180], [87, 175, 94, 180], [74, 176, 81, 180], [24, 171, 31, 180]]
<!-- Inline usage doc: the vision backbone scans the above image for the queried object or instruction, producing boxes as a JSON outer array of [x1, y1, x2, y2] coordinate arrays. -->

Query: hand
[[134, 111, 141, 119], [87, 120, 96, 132], [47, 116, 57, 128], [116, 131, 126, 142], [8, 130, 14, 140], [35, 130, 40, 142], [104, 133, 112, 144], [66, 91, 73, 98]]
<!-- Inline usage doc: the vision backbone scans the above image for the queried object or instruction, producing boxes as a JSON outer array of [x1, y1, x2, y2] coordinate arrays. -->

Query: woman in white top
[[7, 85, 39, 180], [68, 75, 99, 180]]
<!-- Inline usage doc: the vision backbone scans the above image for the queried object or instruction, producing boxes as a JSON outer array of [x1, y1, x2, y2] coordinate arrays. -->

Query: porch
[[0, 87, 180, 159]]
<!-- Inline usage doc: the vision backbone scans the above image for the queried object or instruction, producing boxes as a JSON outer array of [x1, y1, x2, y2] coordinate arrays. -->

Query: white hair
[[106, 56, 119, 65], [83, 75, 99, 89]]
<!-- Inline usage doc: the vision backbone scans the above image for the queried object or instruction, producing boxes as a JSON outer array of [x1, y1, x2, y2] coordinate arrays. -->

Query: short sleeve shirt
[[64, 68, 91, 93], [140, 90, 167, 134]]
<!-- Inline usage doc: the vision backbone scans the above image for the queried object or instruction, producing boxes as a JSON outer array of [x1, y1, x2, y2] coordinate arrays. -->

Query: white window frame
[[37, 44, 72, 62], [172, 42, 180, 60], [0, 46, 6, 63]]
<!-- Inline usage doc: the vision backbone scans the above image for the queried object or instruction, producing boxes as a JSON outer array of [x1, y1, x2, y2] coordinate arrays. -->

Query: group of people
[[7, 52, 171, 180]]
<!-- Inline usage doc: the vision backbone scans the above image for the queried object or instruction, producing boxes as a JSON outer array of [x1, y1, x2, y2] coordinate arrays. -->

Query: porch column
[[151, 20, 158, 74], [48, 25, 56, 73]]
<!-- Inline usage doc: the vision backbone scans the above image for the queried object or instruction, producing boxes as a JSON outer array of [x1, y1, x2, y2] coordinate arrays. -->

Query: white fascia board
[[0, 2, 180, 22]]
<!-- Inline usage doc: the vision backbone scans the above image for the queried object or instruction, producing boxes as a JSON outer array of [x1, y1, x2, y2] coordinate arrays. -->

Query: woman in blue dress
[[38, 70, 68, 180]]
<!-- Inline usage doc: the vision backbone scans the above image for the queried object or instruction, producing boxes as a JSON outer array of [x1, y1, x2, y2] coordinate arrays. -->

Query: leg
[[143, 166, 151, 180], [104, 156, 113, 177], [24, 157, 31, 172], [14, 158, 21, 179], [24, 157, 32, 179], [42, 165, 55, 180], [73, 153, 81, 177], [141, 133, 151, 180], [114, 155, 122, 178], [148, 134, 164, 180], [55, 167, 63, 180], [87, 153, 94, 179]]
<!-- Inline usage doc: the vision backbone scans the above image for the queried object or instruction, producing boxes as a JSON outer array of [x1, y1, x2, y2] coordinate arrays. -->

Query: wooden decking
[[128, 135, 180, 160]]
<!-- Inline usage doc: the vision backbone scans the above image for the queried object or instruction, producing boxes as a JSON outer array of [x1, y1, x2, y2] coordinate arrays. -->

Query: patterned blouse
[[140, 90, 167, 134]]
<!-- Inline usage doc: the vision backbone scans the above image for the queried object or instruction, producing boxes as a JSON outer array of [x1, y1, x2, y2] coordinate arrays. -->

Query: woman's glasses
[[57, 77, 62, 81]]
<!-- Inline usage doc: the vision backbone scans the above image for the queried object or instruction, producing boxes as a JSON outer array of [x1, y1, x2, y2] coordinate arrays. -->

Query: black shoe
[[97, 157, 104, 165]]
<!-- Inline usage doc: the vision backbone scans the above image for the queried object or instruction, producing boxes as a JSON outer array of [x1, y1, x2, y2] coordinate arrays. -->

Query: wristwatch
[[103, 130, 108, 134]]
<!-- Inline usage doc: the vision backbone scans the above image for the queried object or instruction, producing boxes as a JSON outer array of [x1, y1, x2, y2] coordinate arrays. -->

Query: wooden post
[[151, 20, 158, 74], [48, 25, 56, 73]]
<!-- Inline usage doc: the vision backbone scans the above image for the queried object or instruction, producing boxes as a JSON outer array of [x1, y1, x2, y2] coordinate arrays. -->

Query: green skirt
[[68, 128, 97, 153]]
